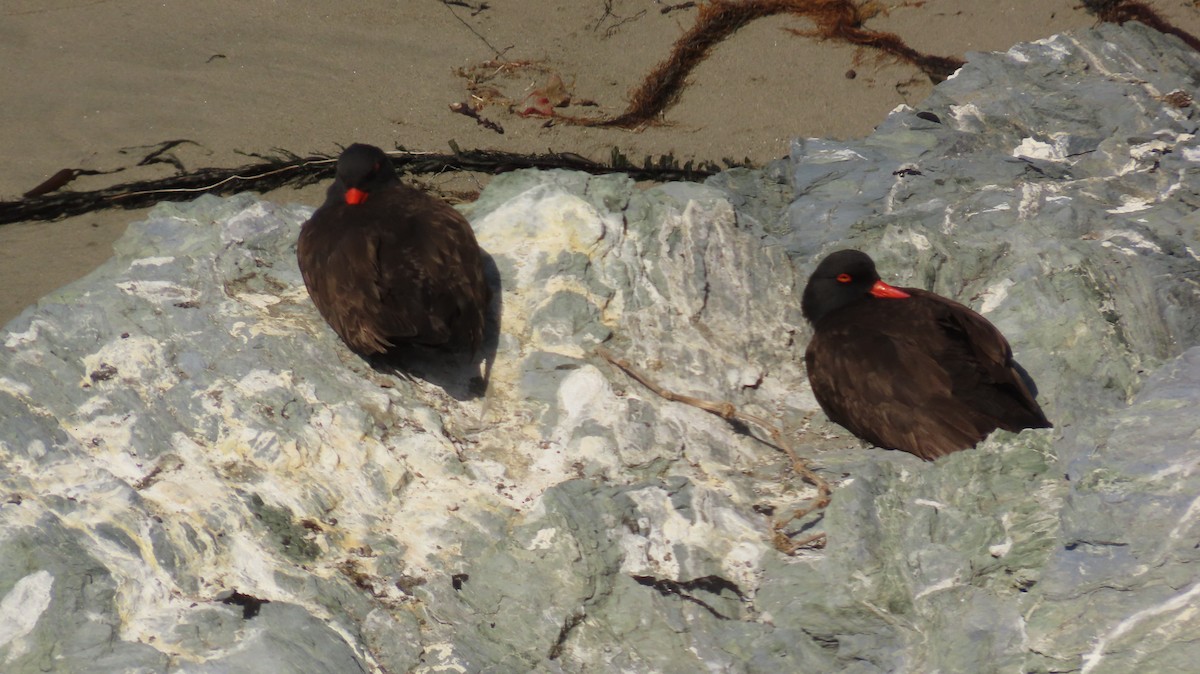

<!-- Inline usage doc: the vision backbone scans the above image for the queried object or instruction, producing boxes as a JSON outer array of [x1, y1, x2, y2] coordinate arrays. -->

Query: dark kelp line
[[0, 146, 752, 225]]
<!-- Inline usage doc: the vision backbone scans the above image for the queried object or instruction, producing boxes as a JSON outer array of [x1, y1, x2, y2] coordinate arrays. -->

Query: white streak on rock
[[1080, 583, 1200, 674], [3, 320, 48, 348], [1094, 229, 1164, 253], [0, 570, 54, 660], [129, 256, 176, 268], [810, 148, 868, 163], [914, 575, 959, 601], [979, 279, 1015, 314], [114, 280, 200, 304], [989, 538, 1013, 558], [948, 103, 985, 132], [234, 293, 281, 309], [1106, 196, 1153, 214], [527, 528, 558, 551], [0, 377, 32, 398], [1167, 492, 1200, 541], [1013, 135, 1070, 162]]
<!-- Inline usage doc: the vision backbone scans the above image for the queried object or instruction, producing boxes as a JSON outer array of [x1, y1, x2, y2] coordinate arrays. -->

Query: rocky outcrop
[[1, 22, 1198, 674]]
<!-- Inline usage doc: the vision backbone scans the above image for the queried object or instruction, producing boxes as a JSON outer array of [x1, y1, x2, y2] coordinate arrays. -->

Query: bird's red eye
[[837, 273, 852, 283]]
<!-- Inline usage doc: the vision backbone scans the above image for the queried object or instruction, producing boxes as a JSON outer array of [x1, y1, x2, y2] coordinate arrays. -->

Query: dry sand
[[2, 0, 1198, 324]]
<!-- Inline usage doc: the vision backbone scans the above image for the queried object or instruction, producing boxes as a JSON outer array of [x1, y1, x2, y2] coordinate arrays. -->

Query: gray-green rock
[[1, 22, 1198, 674]]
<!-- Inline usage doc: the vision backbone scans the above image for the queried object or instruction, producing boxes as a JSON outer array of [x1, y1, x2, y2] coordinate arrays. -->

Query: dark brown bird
[[297, 143, 489, 357], [801, 249, 1051, 460]]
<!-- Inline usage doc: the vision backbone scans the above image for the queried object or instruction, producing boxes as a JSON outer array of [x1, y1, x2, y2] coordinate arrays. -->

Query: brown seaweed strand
[[597, 0, 791, 129], [789, 0, 964, 83], [554, 0, 965, 129], [1085, 0, 1200, 52]]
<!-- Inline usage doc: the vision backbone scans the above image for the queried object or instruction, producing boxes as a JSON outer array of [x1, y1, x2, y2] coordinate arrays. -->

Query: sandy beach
[[2, 0, 1197, 324]]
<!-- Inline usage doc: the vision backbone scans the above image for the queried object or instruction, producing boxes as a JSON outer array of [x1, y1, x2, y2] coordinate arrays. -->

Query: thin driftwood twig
[[595, 345, 831, 554]]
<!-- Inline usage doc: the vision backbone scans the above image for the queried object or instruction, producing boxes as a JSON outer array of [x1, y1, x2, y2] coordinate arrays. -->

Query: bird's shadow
[[369, 251, 503, 401], [1011, 358, 1040, 399]]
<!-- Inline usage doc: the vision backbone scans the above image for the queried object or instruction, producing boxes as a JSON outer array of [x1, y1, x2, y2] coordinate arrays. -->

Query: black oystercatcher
[[297, 143, 489, 358], [801, 249, 1051, 460]]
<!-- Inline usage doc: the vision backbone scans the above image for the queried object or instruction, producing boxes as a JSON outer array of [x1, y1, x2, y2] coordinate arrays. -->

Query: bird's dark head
[[331, 143, 400, 205], [801, 249, 910, 324]]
